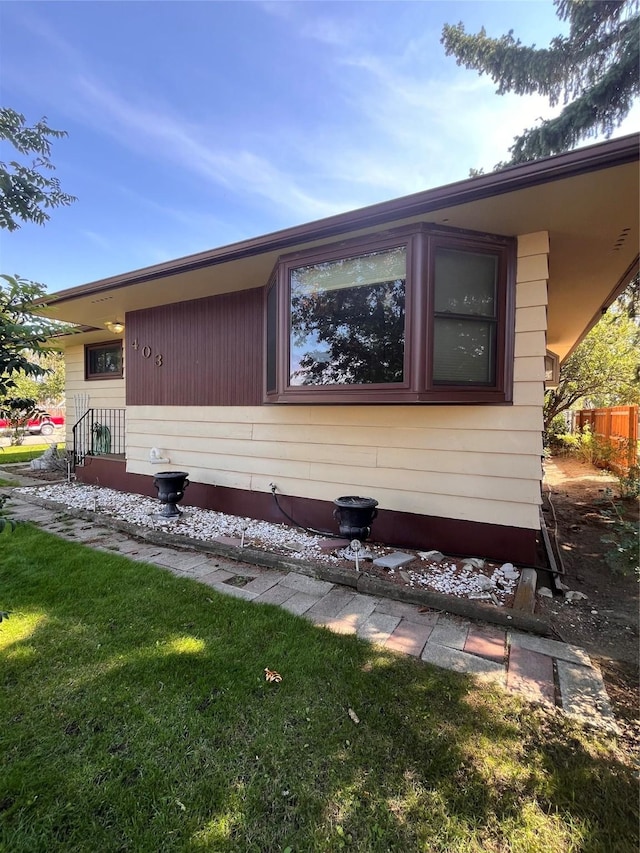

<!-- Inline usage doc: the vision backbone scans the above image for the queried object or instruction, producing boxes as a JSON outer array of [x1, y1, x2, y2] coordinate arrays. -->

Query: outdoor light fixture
[[105, 321, 125, 334]]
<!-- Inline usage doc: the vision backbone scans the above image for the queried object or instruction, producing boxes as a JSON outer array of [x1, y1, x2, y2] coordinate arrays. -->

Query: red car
[[0, 412, 64, 436]]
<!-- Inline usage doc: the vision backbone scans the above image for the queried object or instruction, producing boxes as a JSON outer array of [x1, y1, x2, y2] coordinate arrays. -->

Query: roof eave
[[38, 133, 639, 308]]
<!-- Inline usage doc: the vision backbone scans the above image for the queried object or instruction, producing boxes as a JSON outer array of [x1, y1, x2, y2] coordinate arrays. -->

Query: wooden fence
[[574, 405, 639, 474]]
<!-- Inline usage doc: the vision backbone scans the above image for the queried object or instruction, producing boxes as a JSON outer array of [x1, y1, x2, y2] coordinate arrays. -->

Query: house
[[38, 134, 639, 564]]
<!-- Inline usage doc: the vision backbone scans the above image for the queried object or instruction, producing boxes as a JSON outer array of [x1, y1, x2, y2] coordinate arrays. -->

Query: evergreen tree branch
[[440, 24, 571, 98], [509, 33, 640, 161], [442, 0, 639, 167]]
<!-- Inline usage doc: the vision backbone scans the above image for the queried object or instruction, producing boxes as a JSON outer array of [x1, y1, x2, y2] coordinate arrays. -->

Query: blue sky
[[1, 1, 638, 294]]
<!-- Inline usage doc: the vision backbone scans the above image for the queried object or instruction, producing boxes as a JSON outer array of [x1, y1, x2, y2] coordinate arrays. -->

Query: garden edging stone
[[8, 489, 550, 637]]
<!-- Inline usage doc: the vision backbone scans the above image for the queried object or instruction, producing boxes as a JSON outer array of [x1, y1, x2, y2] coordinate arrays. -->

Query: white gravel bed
[[15, 482, 330, 560], [15, 483, 520, 603], [403, 562, 520, 605]]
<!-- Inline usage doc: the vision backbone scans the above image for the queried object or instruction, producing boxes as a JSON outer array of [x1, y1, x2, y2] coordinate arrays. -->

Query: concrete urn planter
[[153, 471, 190, 518], [333, 495, 378, 541]]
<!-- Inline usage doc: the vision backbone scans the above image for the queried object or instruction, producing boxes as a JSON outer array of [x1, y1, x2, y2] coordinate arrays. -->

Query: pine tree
[[441, 0, 639, 164]]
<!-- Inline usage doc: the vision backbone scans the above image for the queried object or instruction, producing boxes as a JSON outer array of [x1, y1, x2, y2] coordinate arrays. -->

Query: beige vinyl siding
[[123, 232, 548, 532], [64, 344, 126, 444], [512, 233, 548, 421], [126, 407, 542, 529]]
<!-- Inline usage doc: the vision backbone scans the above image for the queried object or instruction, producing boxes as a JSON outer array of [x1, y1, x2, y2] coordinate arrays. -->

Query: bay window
[[266, 224, 515, 403], [290, 246, 407, 387], [432, 247, 499, 385]]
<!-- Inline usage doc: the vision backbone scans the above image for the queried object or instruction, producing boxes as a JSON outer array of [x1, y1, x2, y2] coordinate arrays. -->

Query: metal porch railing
[[72, 408, 126, 468]]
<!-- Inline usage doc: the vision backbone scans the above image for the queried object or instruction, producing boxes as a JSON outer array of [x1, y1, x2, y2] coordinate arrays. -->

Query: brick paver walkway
[[3, 494, 619, 733]]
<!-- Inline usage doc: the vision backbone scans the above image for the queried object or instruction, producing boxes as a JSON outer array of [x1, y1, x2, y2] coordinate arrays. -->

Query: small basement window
[[85, 341, 123, 380], [266, 224, 515, 404]]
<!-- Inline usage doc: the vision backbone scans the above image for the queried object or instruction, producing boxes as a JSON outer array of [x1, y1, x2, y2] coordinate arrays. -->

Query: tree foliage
[[6, 350, 65, 406], [1, 109, 75, 402], [441, 0, 639, 164], [0, 107, 76, 231], [0, 274, 57, 399], [543, 299, 640, 429]]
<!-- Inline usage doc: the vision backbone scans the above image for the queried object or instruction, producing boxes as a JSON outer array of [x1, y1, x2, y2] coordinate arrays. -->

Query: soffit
[[41, 151, 639, 362]]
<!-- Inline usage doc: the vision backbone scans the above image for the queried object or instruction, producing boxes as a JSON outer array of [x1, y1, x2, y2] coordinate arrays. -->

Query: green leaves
[[1, 107, 78, 400], [543, 295, 640, 429], [0, 274, 53, 400], [0, 108, 76, 232]]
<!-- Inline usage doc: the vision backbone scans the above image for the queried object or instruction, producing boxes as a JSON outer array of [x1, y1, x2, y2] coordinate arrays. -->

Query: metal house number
[[131, 339, 163, 366]]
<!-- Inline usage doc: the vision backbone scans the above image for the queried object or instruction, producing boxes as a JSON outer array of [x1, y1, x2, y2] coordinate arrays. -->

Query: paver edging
[[357, 575, 551, 636], [9, 490, 549, 636]]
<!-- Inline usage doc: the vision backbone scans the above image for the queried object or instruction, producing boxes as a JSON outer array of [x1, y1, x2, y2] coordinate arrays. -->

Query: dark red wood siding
[[126, 288, 263, 406]]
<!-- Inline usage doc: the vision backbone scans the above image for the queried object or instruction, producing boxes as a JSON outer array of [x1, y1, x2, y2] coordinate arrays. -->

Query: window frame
[[84, 340, 124, 381], [265, 223, 516, 404]]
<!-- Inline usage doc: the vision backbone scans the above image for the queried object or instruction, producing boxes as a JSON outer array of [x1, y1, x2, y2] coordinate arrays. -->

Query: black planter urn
[[153, 471, 190, 518], [333, 496, 378, 541]]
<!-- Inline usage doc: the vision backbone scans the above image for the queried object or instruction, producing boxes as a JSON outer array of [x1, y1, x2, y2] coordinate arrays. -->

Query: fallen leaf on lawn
[[264, 668, 282, 683], [348, 708, 360, 724]]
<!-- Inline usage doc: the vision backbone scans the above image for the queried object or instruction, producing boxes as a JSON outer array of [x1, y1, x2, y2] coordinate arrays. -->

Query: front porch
[[72, 407, 126, 468]]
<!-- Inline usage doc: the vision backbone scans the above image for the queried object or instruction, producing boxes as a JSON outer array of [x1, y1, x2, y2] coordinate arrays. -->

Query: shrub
[[617, 465, 640, 500], [544, 414, 571, 451], [601, 503, 639, 578]]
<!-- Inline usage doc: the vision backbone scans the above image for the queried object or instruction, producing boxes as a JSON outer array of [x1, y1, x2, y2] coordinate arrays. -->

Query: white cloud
[[9, 3, 639, 240], [327, 51, 560, 188], [69, 75, 351, 222], [81, 230, 111, 251]]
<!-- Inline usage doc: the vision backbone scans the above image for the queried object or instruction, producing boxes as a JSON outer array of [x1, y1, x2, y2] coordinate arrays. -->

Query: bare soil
[[539, 454, 639, 744], [6, 464, 67, 482]]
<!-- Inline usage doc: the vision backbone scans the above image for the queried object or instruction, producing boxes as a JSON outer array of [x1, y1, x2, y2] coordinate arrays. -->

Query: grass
[[1, 525, 638, 853], [0, 444, 65, 464]]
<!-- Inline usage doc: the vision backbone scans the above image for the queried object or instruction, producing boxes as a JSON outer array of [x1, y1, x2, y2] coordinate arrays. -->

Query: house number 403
[[131, 339, 163, 366]]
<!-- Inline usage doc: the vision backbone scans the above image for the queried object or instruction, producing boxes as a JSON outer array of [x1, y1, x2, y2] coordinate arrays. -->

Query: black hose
[[270, 489, 344, 539], [271, 489, 549, 569]]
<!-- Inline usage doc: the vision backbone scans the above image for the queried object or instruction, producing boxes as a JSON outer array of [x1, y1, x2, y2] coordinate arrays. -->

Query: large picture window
[[290, 247, 406, 387], [85, 342, 123, 380], [266, 224, 515, 404]]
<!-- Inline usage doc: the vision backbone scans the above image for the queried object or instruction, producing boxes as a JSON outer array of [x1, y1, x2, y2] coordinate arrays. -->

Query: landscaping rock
[[565, 590, 588, 602], [417, 550, 445, 563], [373, 551, 414, 570]]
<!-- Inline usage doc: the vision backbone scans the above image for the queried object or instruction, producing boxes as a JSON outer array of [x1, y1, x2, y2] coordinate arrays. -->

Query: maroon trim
[[39, 134, 638, 308], [76, 458, 539, 564], [84, 340, 124, 380], [266, 223, 515, 405]]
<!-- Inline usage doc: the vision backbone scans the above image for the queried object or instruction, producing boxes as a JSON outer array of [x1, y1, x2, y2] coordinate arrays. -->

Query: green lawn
[[1, 525, 637, 853], [0, 444, 65, 464]]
